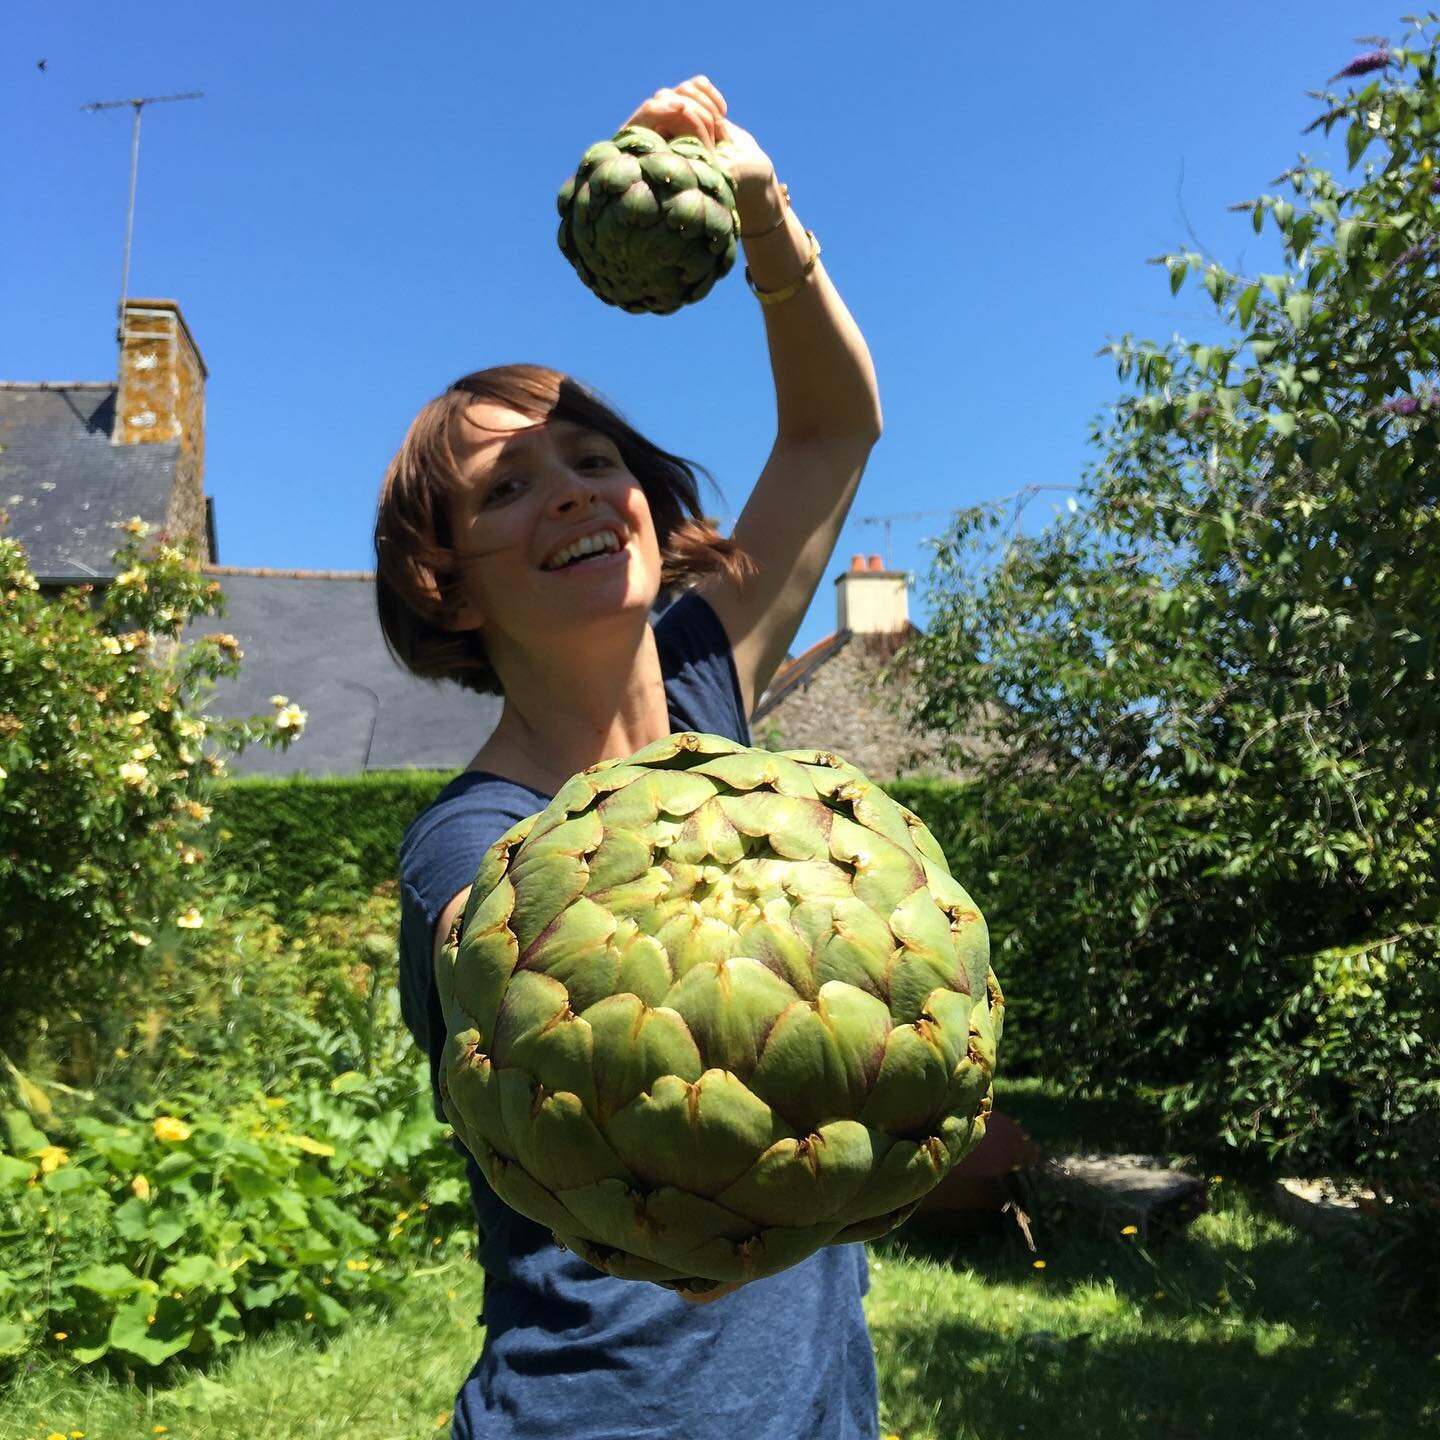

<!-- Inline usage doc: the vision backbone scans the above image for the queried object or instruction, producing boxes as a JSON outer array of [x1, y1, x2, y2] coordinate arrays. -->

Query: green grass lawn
[[5, 1083, 1436, 1439]]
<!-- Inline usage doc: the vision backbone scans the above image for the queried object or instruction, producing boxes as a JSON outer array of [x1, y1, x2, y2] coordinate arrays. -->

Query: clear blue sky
[[3, 1, 1393, 654]]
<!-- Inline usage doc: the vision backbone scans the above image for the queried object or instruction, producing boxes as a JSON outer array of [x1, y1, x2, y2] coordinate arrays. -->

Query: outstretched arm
[[625, 79, 883, 715]]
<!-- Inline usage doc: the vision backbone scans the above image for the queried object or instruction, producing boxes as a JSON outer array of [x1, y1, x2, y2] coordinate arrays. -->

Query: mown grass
[[5, 1082, 1436, 1440]]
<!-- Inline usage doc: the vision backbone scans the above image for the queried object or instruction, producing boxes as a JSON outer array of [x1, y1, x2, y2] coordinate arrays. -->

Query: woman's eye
[[483, 476, 522, 503]]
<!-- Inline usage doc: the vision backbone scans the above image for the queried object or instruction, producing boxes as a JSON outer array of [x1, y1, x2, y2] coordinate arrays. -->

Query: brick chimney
[[835, 553, 909, 634], [113, 298, 210, 558]]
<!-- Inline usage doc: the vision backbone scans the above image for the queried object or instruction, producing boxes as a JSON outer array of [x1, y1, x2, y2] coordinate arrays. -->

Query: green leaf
[[1347, 120, 1372, 168], [1285, 292, 1313, 330], [1237, 284, 1261, 327], [108, 1294, 192, 1366], [1167, 256, 1188, 295], [1269, 412, 1298, 438], [72, 1262, 147, 1300], [0, 1320, 29, 1357]]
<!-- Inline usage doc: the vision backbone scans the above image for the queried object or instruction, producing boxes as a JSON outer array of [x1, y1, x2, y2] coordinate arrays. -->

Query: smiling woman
[[371, 73, 883, 1440]]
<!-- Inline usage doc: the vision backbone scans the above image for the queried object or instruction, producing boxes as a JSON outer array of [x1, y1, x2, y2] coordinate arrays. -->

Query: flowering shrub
[[0, 523, 304, 1055], [0, 1085, 466, 1371]]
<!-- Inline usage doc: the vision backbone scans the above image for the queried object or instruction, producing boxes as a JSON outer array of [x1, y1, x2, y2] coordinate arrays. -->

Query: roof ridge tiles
[[203, 564, 376, 581]]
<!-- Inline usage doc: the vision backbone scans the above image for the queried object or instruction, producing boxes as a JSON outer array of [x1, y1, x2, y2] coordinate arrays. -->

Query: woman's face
[[444, 400, 663, 654]]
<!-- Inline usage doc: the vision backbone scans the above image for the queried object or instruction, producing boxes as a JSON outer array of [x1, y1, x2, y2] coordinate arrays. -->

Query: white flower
[[269, 695, 289, 707], [119, 761, 148, 786], [274, 703, 307, 733], [176, 907, 204, 930]]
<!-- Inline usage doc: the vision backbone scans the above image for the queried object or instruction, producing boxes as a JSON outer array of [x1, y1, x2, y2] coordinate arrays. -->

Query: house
[[753, 554, 966, 780], [4, 298, 957, 781], [0, 298, 498, 776]]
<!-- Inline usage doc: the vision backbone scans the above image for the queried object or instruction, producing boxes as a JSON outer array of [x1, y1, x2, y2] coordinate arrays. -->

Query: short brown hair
[[374, 364, 752, 695]]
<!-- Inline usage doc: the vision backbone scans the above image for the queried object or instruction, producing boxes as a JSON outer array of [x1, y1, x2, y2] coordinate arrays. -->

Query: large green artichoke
[[555, 126, 739, 314], [437, 732, 1001, 1290]]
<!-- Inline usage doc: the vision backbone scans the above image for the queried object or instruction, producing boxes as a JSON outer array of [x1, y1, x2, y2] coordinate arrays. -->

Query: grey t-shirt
[[397, 593, 877, 1440]]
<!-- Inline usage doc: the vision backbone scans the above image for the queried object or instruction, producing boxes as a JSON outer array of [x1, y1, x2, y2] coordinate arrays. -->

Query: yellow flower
[[119, 761, 149, 786], [127, 931, 152, 947], [435, 1414, 452, 1431], [204, 632, 242, 655], [121, 516, 151, 536], [1121, 1224, 1139, 1236], [51, 1333, 68, 1343], [274, 703, 307, 732], [1210, 1174, 1223, 1184], [130, 742, 158, 762], [132, 1174, 152, 1201], [102, 635, 124, 655], [269, 694, 289, 707], [184, 800, 211, 822], [115, 1046, 131, 1057], [287, 1134, 335, 1157], [115, 568, 147, 591], [125, 711, 150, 726], [72, 1431, 86, 1438], [1032, 1259, 1047, 1270], [152, 1116, 191, 1143], [36, 1145, 69, 1173], [153, 1428, 167, 1435], [176, 907, 204, 930]]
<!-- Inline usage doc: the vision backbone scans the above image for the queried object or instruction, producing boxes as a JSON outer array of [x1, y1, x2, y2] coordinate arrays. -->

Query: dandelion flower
[[152, 1116, 192, 1143], [1121, 1224, 1139, 1236], [36, 1145, 69, 1173], [1032, 1259, 1047, 1270]]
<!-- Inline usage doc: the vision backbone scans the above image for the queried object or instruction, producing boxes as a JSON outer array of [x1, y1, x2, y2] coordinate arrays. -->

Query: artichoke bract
[[437, 732, 1002, 1291], [555, 126, 739, 314]]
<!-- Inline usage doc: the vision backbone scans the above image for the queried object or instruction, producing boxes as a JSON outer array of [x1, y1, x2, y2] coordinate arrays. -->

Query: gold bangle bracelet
[[738, 182, 792, 240], [745, 231, 821, 307]]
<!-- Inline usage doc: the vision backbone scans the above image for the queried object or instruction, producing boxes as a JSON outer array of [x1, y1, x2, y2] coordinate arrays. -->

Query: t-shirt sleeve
[[397, 782, 540, 1089], [654, 591, 752, 745]]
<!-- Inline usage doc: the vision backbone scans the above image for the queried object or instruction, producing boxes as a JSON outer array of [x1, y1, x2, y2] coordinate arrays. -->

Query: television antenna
[[80, 91, 204, 337], [857, 509, 962, 569]]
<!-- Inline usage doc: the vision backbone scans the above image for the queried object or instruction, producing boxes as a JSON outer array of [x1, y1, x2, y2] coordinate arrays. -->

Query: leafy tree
[[903, 22, 1440, 1204], [0, 521, 304, 1059]]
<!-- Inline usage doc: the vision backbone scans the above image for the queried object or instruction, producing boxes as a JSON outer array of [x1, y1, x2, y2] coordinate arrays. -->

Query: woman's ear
[[415, 565, 485, 633]]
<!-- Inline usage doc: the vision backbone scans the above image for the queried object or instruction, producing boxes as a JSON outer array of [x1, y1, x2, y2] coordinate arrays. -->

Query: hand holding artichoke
[[556, 76, 774, 314], [437, 733, 1003, 1294]]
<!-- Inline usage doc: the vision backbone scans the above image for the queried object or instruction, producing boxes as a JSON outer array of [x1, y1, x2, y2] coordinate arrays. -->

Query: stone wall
[[753, 633, 969, 779]]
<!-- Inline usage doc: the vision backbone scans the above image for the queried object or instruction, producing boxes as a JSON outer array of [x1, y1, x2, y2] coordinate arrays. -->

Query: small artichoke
[[555, 125, 739, 315], [438, 732, 1002, 1290]]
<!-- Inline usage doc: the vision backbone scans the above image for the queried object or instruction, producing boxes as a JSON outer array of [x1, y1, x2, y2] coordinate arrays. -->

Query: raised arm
[[646, 83, 882, 713]]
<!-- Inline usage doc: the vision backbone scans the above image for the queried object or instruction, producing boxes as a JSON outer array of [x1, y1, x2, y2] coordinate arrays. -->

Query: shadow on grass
[[870, 1304, 1433, 1438], [878, 1190, 1439, 1438]]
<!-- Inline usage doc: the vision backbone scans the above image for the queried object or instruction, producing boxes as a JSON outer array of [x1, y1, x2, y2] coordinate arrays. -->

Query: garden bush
[[0, 882, 473, 1375], [0, 524, 298, 1056], [899, 24, 1440, 1210]]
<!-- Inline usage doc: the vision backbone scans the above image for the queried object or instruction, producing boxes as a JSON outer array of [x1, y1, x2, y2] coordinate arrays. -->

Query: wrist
[[734, 172, 787, 235]]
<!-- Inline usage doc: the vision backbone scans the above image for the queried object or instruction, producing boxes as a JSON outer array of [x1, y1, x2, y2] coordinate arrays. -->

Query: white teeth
[[545, 531, 622, 570]]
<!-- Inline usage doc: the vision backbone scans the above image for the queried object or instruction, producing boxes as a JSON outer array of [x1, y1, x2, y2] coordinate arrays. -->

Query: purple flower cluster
[[1377, 394, 1438, 416], [1387, 240, 1435, 274], [1432, 175, 1440, 195], [1331, 49, 1391, 81]]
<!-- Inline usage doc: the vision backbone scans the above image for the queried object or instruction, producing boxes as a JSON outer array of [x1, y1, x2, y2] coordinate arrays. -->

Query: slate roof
[[194, 568, 501, 777], [0, 384, 178, 580]]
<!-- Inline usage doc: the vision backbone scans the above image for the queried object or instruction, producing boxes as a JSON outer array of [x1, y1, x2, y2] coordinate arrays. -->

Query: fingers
[[626, 76, 728, 148]]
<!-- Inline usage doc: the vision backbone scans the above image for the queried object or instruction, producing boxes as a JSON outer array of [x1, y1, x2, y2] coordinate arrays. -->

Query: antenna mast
[[81, 90, 203, 338]]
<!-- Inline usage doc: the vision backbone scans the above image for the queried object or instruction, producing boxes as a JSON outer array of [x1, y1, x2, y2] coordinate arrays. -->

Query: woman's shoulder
[[399, 770, 546, 927], [654, 590, 751, 744]]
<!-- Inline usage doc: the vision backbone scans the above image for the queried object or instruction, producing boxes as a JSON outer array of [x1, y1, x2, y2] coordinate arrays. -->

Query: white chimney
[[835, 554, 909, 634]]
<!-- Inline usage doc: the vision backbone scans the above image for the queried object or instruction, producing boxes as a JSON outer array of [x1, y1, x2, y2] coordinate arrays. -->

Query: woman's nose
[[545, 467, 599, 515]]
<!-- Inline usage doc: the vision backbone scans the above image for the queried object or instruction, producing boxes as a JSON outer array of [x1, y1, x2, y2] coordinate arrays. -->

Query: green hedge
[[206, 771, 986, 922], [207, 771, 452, 918]]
